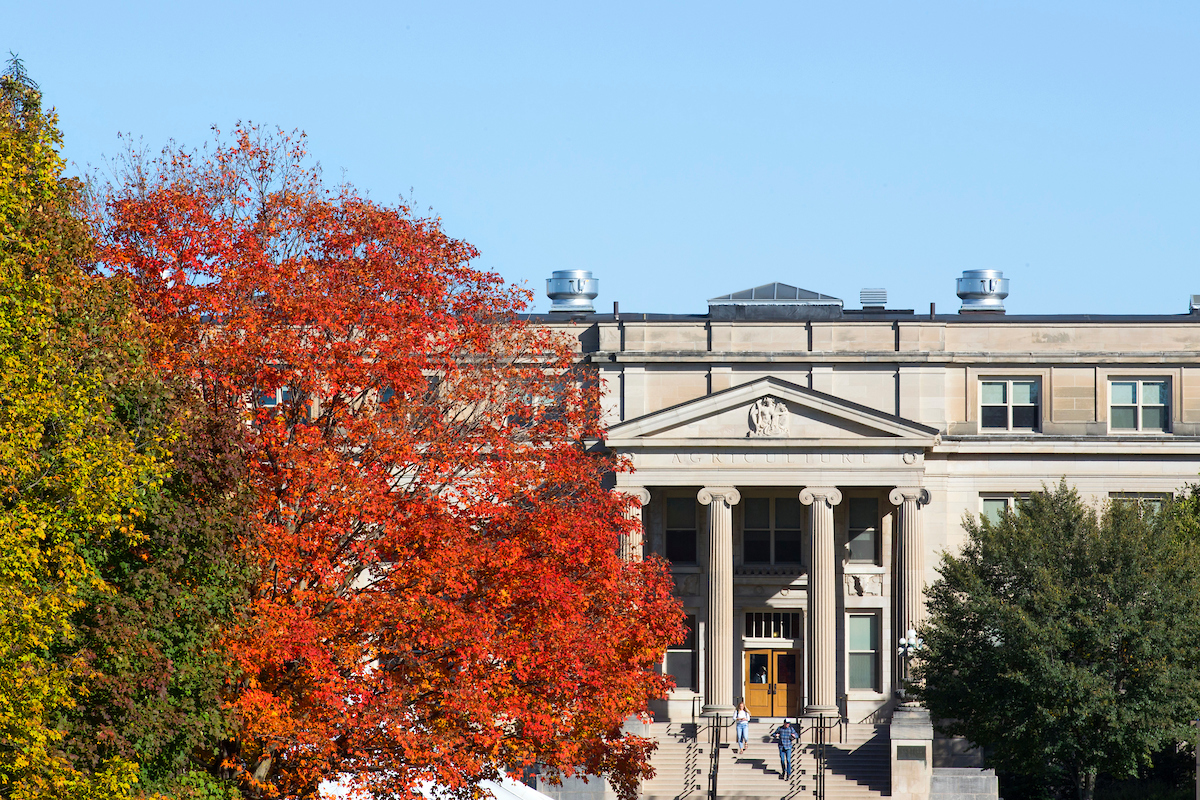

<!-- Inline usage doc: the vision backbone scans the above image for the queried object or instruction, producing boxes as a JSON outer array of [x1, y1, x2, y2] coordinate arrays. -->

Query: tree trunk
[[1077, 767, 1096, 800]]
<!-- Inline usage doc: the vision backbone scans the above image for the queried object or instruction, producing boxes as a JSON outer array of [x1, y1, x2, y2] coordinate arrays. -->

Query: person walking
[[775, 718, 797, 780], [734, 702, 750, 754]]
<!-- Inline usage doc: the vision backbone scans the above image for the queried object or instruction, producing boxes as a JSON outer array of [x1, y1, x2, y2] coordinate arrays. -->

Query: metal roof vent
[[860, 288, 887, 309], [546, 270, 598, 313], [956, 269, 1009, 313], [1190, 295, 1200, 314]]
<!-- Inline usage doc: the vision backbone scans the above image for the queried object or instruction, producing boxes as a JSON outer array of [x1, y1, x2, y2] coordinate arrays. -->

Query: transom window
[[1110, 380, 1169, 432], [742, 497, 804, 565], [981, 379, 1039, 431], [847, 497, 880, 564], [745, 612, 802, 640], [848, 613, 881, 691], [665, 497, 698, 564]]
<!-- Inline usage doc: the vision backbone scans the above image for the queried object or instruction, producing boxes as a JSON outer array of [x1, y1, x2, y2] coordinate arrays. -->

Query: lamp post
[[896, 628, 924, 706]]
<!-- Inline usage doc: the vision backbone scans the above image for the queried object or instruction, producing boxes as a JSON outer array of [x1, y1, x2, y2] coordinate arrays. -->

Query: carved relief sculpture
[[748, 396, 790, 437]]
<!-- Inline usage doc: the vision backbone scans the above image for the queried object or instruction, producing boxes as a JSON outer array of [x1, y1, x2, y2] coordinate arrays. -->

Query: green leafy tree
[[0, 55, 163, 799], [916, 481, 1200, 800], [1, 56, 248, 799]]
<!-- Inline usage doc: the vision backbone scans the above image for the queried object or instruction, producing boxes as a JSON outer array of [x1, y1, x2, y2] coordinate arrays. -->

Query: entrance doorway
[[744, 649, 802, 717]]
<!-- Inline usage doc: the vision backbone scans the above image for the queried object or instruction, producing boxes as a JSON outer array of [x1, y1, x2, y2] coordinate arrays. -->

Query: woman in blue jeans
[[734, 701, 750, 753]]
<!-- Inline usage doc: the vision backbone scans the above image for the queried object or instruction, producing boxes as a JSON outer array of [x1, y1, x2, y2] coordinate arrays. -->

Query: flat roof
[[520, 312, 1200, 324]]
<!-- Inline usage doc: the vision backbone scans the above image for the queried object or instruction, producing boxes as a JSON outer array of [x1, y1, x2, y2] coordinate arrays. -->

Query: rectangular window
[[981, 497, 1009, 525], [847, 497, 879, 563], [665, 497, 698, 564], [742, 497, 804, 565], [745, 612, 802, 639], [1110, 380, 1169, 432], [1109, 492, 1171, 515], [664, 615, 697, 691], [981, 379, 1040, 431], [848, 613, 880, 691]]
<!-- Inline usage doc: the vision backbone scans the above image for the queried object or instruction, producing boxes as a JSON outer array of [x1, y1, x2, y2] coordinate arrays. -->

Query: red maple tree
[[97, 126, 682, 799]]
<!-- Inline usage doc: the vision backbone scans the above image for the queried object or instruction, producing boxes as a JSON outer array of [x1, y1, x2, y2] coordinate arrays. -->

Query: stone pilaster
[[800, 486, 842, 715], [889, 487, 931, 639], [698, 486, 740, 717], [616, 487, 651, 562]]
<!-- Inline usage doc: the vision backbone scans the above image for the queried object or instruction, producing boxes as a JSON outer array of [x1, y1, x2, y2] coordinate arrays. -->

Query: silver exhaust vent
[[546, 270, 598, 313], [860, 288, 887, 308], [956, 269, 1009, 313]]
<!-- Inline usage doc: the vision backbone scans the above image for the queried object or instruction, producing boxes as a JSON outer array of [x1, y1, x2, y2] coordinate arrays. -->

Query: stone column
[[800, 486, 842, 715], [698, 486, 740, 717], [616, 488, 651, 562], [889, 487, 931, 640]]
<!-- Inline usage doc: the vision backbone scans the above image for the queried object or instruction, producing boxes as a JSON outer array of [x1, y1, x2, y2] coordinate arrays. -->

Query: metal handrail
[[706, 717, 722, 800]]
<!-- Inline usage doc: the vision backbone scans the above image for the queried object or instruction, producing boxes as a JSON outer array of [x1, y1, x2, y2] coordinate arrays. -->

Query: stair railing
[[706, 716, 722, 800]]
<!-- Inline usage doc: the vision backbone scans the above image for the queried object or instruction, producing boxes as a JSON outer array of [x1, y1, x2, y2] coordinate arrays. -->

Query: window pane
[[849, 653, 878, 690], [744, 497, 769, 529], [666, 530, 696, 563], [775, 530, 803, 563], [1142, 381, 1167, 405], [1111, 406, 1137, 430], [1111, 382, 1137, 405], [748, 653, 769, 683], [775, 652, 797, 684], [981, 382, 1007, 404], [679, 615, 697, 649], [982, 498, 1008, 524], [849, 498, 877, 530], [744, 530, 771, 564], [981, 406, 1009, 429], [847, 528, 877, 562], [1012, 405, 1038, 429], [664, 651, 695, 691], [775, 498, 802, 529], [1012, 381, 1037, 405], [666, 498, 695, 530], [1142, 406, 1167, 431], [848, 614, 878, 651]]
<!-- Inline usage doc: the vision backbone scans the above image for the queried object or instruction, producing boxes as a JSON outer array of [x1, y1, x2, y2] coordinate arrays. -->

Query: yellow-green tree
[[0, 57, 167, 799]]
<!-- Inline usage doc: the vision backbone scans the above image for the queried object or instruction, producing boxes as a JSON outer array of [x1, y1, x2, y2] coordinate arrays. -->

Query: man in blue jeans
[[775, 718, 797, 779]]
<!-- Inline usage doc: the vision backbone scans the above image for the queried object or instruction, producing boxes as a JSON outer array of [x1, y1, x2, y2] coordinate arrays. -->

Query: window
[[981, 379, 1040, 431], [848, 613, 880, 691], [745, 612, 802, 640], [847, 497, 879, 564], [742, 497, 804, 565], [1110, 380, 1169, 432], [980, 494, 1032, 524], [981, 497, 1009, 524], [1110, 492, 1171, 515], [664, 615, 697, 691], [665, 497, 698, 564]]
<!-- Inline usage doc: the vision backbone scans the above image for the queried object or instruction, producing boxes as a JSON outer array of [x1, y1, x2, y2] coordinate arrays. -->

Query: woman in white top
[[734, 701, 751, 754]]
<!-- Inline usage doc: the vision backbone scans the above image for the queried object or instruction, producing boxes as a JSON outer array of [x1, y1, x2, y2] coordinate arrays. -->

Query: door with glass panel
[[743, 649, 802, 717]]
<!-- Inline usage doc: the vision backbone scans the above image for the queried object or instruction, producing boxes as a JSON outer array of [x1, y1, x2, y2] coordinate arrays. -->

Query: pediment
[[606, 377, 939, 447]]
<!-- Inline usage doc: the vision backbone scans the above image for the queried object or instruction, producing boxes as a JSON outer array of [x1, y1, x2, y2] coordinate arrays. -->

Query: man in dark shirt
[[775, 718, 797, 779]]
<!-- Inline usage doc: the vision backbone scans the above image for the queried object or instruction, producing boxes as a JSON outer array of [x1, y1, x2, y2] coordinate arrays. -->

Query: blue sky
[[7, 2, 1200, 314]]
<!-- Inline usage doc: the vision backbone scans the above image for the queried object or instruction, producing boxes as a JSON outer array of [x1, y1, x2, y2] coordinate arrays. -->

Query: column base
[[804, 705, 839, 717], [701, 704, 735, 719]]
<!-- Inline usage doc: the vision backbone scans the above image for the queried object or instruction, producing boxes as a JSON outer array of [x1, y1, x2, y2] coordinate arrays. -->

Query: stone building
[[532, 270, 1200, 798]]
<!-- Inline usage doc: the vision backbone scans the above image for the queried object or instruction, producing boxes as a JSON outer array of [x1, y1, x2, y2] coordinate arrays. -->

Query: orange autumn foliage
[[97, 126, 682, 800]]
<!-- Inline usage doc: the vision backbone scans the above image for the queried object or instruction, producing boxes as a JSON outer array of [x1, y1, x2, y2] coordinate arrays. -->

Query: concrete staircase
[[640, 722, 890, 800]]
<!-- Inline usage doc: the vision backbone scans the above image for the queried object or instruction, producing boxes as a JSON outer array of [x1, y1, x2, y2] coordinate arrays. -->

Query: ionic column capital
[[799, 487, 843, 507], [698, 486, 741, 506], [889, 487, 931, 506], [617, 487, 651, 506]]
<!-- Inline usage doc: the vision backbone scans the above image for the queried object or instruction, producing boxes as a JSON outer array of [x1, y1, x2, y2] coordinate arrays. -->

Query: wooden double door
[[744, 648, 803, 717]]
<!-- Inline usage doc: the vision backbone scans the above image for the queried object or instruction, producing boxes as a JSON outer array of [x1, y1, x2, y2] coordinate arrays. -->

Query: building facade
[[535, 275, 1200, 729]]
